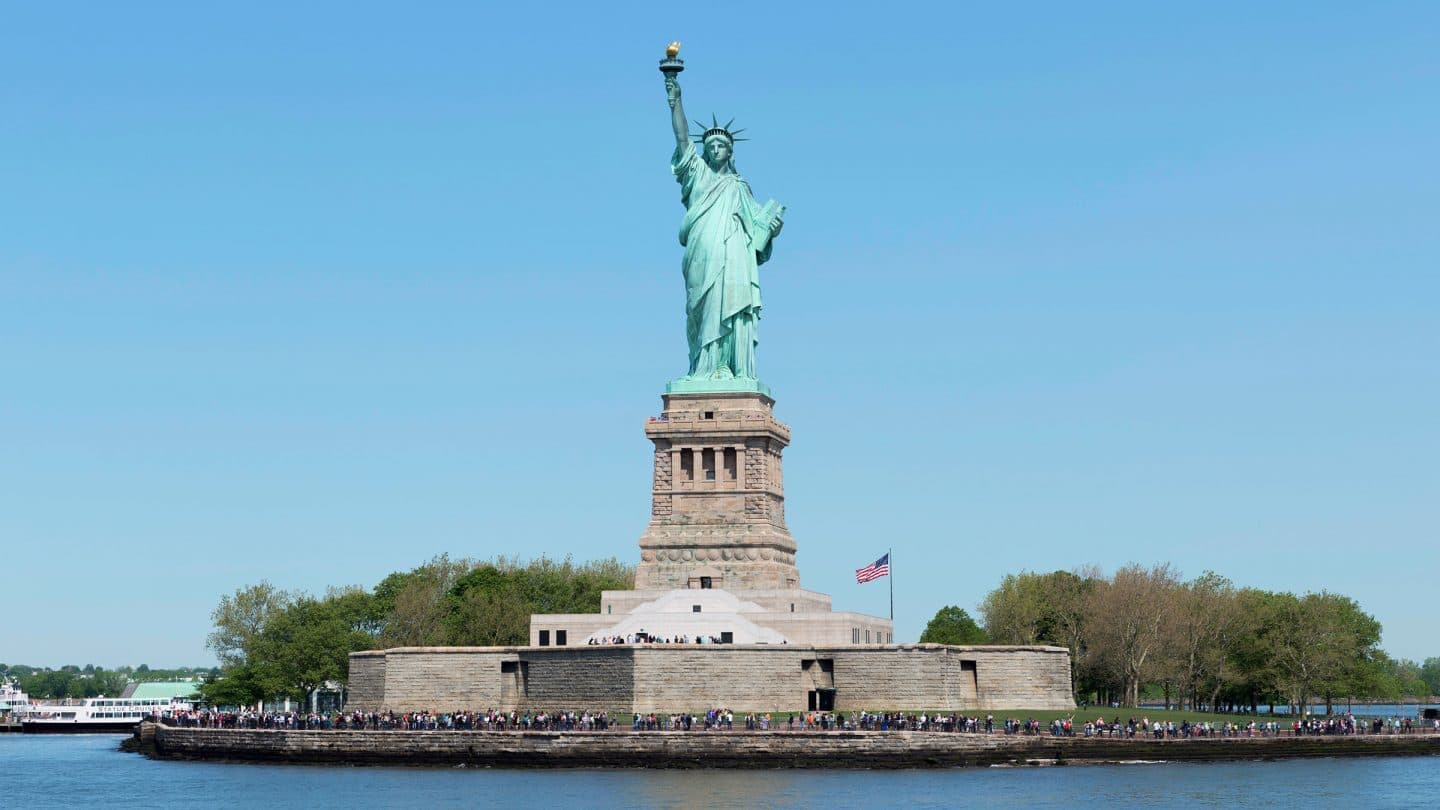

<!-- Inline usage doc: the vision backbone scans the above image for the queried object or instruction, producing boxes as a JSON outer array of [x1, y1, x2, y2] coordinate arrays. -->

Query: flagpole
[[888, 547, 894, 625]]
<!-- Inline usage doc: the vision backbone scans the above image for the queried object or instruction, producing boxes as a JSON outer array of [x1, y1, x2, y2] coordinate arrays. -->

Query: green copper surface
[[663, 59, 785, 389], [663, 377, 772, 396]]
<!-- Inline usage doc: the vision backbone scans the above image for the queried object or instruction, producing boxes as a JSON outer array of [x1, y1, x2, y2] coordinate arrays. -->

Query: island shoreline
[[128, 724, 1440, 769]]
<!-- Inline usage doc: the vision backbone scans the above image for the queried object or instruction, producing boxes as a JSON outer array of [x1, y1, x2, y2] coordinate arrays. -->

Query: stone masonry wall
[[148, 725, 1440, 768], [347, 653, 385, 709], [372, 649, 510, 710], [630, 647, 806, 712], [743, 444, 767, 489], [970, 647, 1073, 708], [523, 648, 635, 710], [653, 447, 672, 489], [349, 644, 1074, 713], [829, 647, 958, 709]]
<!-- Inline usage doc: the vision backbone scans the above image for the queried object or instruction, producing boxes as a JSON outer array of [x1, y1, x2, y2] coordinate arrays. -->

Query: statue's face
[[704, 138, 731, 168]]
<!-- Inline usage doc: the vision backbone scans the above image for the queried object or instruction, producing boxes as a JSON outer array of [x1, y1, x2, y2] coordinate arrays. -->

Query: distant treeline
[[200, 555, 632, 706], [922, 565, 1440, 712], [1, 664, 216, 700]]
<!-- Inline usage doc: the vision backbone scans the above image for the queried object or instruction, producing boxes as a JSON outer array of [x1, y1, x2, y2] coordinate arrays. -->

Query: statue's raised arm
[[665, 74, 687, 151]]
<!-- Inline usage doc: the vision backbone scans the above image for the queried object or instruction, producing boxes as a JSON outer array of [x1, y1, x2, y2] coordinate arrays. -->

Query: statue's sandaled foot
[[711, 366, 735, 380]]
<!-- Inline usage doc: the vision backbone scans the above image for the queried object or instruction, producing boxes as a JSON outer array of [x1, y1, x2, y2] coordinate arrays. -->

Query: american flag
[[855, 553, 890, 584]]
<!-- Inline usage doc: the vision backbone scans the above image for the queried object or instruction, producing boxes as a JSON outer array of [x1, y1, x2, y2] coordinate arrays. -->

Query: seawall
[[139, 725, 1440, 768]]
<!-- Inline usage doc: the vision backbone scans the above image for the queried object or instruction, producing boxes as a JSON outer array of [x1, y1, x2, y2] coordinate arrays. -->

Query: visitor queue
[[157, 708, 1439, 736], [161, 708, 613, 731]]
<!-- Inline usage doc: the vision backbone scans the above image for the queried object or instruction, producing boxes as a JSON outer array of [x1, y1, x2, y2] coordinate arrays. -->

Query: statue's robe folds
[[673, 142, 778, 379]]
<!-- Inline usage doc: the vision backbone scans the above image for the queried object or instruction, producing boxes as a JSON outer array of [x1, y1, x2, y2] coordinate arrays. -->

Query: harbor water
[[5, 733, 1438, 808]]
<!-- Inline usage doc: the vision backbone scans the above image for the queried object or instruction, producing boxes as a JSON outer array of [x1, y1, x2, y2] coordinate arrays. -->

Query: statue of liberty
[[662, 47, 785, 387]]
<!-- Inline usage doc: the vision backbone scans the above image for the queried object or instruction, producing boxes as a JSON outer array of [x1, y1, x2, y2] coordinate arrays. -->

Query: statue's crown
[[691, 115, 748, 145]]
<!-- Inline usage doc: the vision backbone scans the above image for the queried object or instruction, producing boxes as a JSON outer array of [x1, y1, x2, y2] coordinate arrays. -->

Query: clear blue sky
[[2, 2, 1436, 667]]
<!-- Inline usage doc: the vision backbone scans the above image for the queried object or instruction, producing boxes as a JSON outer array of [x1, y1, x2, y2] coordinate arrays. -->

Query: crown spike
[[689, 115, 747, 146]]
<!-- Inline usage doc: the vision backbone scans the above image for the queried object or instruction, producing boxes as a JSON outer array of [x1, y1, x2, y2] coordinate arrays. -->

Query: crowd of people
[[155, 708, 1440, 737], [161, 708, 614, 731], [636, 708, 737, 730]]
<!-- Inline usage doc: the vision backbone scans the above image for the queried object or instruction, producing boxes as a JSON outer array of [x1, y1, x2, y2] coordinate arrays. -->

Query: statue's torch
[[659, 41, 684, 76]]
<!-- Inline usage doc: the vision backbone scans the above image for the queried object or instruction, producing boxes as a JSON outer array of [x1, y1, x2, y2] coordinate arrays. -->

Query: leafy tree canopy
[[919, 605, 987, 645], [199, 555, 635, 704]]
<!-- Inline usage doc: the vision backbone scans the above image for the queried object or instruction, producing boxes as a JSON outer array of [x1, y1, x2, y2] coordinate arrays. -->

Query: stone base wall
[[348, 652, 385, 709], [382, 650, 511, 708], [631, 647, 801, 711], [524, 648, 636, 709], [971, 648, 1074, 708], [146, 725, 1440, 769], [347, 644, 1074, 713]]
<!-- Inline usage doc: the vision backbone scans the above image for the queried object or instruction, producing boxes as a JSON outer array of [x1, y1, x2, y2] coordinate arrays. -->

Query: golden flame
[[666, 41, 681, 58]]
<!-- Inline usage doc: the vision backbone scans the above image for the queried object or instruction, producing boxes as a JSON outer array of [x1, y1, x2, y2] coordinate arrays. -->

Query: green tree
[[443, 556, 633, 646], [1361, 655, 1429, 701], [1084, 563, 1182, 707], [980, 573, 1049, 644], [980, 569, 1097, 699], [1263, 591, 1382, 714], [21, 671, 74, 699], [448, 585, 532, 646], [919, 606, 987, 645], [207, 581, 294, 668], [91, 669, 129, 698], [198, 666, 265, 708], [202, 555, 636, 699], [376, 555, 474, 647], [1421, 658, 1440, 697], [250, 595, 373, 704], [1166, 572, 1243, 711]]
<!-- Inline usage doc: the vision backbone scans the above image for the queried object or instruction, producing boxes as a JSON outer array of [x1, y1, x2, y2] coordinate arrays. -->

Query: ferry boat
[[1, 680, 29, 710], [1, 680, 30, 729], [17, 696, 193, 734]]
